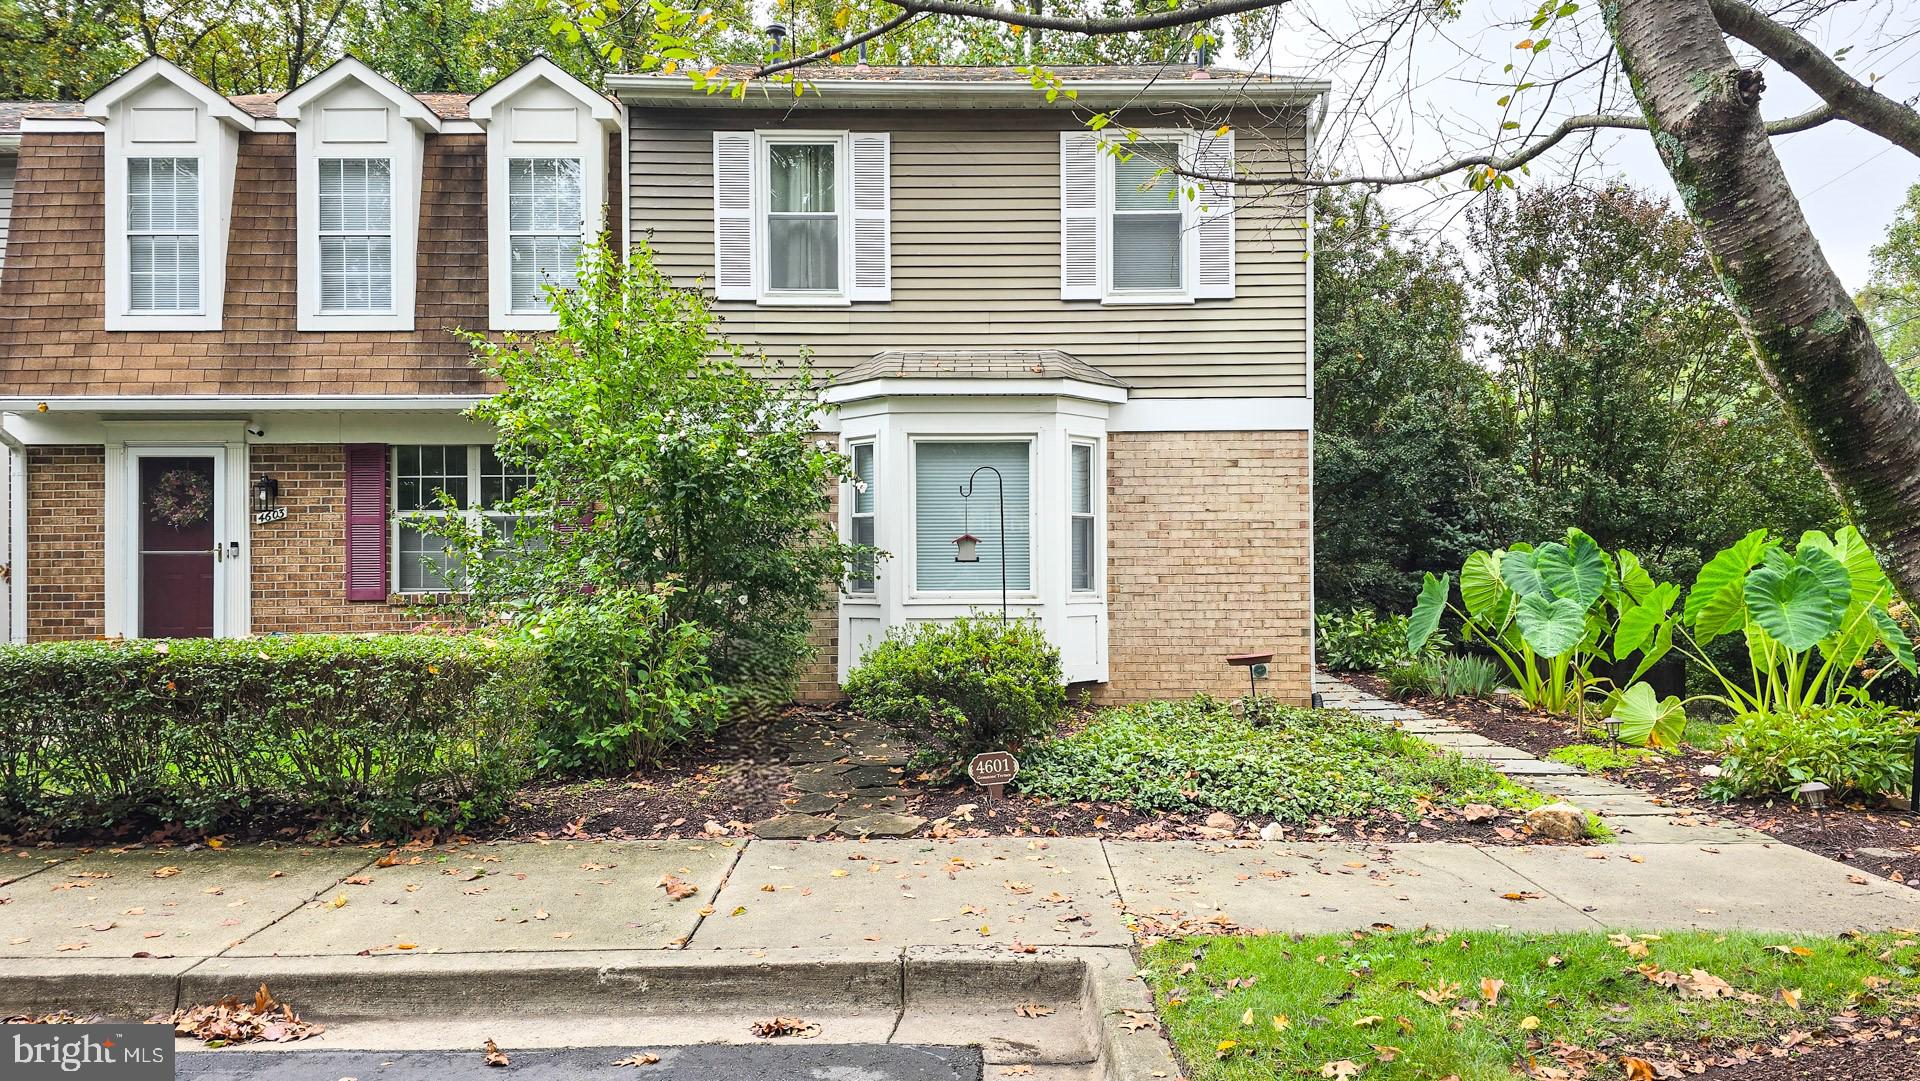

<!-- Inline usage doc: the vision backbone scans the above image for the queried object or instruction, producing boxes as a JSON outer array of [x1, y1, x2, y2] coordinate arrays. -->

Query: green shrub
[[1385, 653, 1503, 701], [1315, 608, 1433, 672], [845, 616, 1065, 770], [1548, 743, 1655, 772], [1383, 659, 1438, 700], [524, 586, 725, 772], [1016, 697, 1526, 821], [0, 634, 541, 837], [1706, 701, 1918, 802]]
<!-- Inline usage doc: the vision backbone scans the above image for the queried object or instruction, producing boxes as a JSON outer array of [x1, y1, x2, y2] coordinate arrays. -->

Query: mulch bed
[[501, 702, 1564, 846], [1337, 670, 1920, 889]]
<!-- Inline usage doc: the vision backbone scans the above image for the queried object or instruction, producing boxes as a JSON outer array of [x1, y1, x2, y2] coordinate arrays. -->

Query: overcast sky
[[1256, 0, 1920, 290]]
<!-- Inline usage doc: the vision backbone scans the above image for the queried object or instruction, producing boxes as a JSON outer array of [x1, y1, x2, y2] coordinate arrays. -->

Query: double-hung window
[[318, 158, 394, 313], [126, 158, 202, 313], [914, 441, 1031, 593], [508, 157, 584, 312], [848, 442, 877, 593], [393, 445, 532, 593], [1070, 442, 1097, 592], [766, 140, 840, 294], [1110, 140, 1183, 294]]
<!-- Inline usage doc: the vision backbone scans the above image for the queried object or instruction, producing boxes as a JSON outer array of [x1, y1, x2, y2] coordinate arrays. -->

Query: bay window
[[849, 441, 876, 593], [1071, 441, 1097, 591], [913, 441, 1031, 593]]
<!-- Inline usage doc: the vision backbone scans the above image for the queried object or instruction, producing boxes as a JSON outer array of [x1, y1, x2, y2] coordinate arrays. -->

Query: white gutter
[[0, 395, 489, 413], [608, 73, 1331, 109]]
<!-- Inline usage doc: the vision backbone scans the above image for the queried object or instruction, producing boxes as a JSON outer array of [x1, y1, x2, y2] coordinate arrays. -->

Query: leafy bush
[[0, 635, 541, 836], [524, 586, 725, 772], [1706, 701, 1918, 802], [1016, 697, 1526, 822], [1386, 653, 1503, 701], [1547, 743, 1655, 772], [1315, 608, 1434, 671], [845, 616, 1065, 770]]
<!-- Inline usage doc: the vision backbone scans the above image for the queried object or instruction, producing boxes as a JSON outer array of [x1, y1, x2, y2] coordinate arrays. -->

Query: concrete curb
[[1, 946, 1180, 1080]]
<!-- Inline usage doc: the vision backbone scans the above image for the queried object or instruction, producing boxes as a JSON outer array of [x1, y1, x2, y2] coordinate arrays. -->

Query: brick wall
[[0, 131, 496, 396], [248, 444, 424, 634], [26, 446, 105, 640], [1099, 430, 1313, 705]]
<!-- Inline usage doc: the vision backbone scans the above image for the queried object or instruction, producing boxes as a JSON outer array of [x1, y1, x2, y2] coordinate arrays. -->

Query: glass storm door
[[137, 454, 218, 638]]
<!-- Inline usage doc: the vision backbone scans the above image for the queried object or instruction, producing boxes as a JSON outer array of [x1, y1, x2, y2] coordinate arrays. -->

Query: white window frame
[[390, 445, 530, 595], [471, 58, 616, 331], [756, 130, 851, 307], [906, 434, 1039, 603], [124, 156, 204, 315], [1100, 131, 1198, 306], [505, 157, 585, 315], [1069, 438, 1102, 594], [315, 156, 396, 315], [282, 58, 438, 332], [847, 439, 877, 594], [88, 57, 253, 331]]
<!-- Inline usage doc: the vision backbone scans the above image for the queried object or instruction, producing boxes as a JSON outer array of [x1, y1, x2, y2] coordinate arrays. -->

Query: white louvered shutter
[[712, 131, 756, 300], [848, 133, 891, 302], [1059, 131, 1101, 300], [1191, 130, 1235, 299]]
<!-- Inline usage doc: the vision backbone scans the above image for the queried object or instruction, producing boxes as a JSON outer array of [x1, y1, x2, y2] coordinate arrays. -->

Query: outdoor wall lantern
[[1797, 780, 1830, 830], [251, 475, 279, 514]]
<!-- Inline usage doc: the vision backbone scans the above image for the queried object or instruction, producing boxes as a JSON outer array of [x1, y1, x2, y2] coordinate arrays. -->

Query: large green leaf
[[1514, 593, 1587, 658], [1617, 548, 1657, 606], [1499, 547, 1547, 598], [1460, 550, 1511, 624], [1607, 680, 1687, 749], [1625, 618, 1675, 687], [1534, 531, 1609, 608], [1684, 528, 1770, 640], [1406, 572, 1450, 656], [1743, 547, 1851, 652], [1870, 605, 1919, 675], [1614, 581, 1678, 656]]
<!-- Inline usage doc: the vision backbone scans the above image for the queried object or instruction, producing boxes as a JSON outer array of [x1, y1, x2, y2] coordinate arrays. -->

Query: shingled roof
[[227, 90, 476, 120], [0, 101, 86, 135], [838, 349, 1130, 388], [700, 64, 1281, 83]]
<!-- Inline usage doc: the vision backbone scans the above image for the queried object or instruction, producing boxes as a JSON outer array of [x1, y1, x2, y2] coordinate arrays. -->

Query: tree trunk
[[1609, 0, 1920, 608]]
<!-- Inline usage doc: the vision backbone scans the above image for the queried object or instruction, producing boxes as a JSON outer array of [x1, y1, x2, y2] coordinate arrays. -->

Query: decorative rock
[[784, 793, 843, 815], [750, 814, 837, 840], [1204, 811, 1237, 831], [1258, 822, 1287, 841], [837, 813, 926, 838], [1525, 802, 1588, 842]]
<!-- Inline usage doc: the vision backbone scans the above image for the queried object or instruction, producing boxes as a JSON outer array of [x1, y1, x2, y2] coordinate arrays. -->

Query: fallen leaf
[[1620, 1057, 1655, 1081], [1321, 1061, 1363, 1079], [1271, 1014, 1291, 1031], [611, 1053, 660, 1066], [1120, 1009, 1157, 1033], [153, 867, 181, 879], [1519, 1015, 1540, 1030], [1352, 1015, 1383, 1028], [658, 875, 697, 901], [1780, 987, 1802, 1010], [1480, 977, 1504, 1006], [1015, 1001, 1055, 1018], [483, 1038, 509, 1067], [750, 1016, 820, 1039]]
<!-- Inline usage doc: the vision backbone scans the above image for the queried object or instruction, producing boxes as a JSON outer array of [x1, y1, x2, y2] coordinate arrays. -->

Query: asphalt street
[[175, 1045, 984, 1081]]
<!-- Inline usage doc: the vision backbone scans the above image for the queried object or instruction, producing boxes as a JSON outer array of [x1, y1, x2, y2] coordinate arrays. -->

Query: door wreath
[[147, 468, 213, 529]]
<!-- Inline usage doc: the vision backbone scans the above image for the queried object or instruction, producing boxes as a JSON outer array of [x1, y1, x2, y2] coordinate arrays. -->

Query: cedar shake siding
[[26, 446, 107, 641], [0, 130, 492, 396], [627, 106, 1312, 399]]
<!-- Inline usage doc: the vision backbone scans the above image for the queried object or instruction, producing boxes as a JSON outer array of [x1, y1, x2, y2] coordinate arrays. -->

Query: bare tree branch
[[886, 0, 1290, 36], [1709, 0, 1920, 157], [754, 10, 922, 77]]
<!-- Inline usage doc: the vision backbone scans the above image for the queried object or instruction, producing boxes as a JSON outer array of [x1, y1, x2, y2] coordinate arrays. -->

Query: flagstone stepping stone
[[841, 792, 904, 813], [790, 764, 854, 792], [842, 764, 903, 788], [750, 814, 837, 839], [784, 743, 849, 765], [836, 813, 926, 838], [783, 793, 844, 815]]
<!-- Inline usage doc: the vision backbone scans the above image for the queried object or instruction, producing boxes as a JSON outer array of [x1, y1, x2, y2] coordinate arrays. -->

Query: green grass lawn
[[1016, 698, 1550, 826], [1144, 929, 1920, 1080]]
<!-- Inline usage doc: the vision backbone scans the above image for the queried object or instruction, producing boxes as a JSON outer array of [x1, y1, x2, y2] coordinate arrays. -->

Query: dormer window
[[279, 57, 442, 332], [317, 158, 394, 313], [469, 57, 618, 331], [86, 56, 254, 330], [126, 157, 202, 312]]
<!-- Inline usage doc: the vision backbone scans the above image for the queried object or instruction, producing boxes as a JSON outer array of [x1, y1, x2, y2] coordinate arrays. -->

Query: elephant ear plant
[[1408, 528, 1685, 744], [1679, 526, 1916, 719]]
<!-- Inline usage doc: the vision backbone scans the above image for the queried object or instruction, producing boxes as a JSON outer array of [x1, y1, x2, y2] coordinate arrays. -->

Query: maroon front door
[[138, 455, 217, 638]]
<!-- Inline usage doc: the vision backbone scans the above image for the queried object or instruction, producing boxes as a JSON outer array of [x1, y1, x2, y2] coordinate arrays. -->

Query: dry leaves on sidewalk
[[750, 1016, 821, 1039], [165, 983, 324, 1046], [483, 1038, 510, 1066], [659, 874, 698, 901], [612, 1052, 660, 1066]]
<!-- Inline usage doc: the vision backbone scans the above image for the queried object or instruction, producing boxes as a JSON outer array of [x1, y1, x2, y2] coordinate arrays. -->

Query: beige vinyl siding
[[0, 152, 15, 278], [628, 107, 1310, 398]]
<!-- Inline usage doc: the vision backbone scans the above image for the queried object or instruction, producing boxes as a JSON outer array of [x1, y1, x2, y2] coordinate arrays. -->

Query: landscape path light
[[1797, 780, 1830, 831]]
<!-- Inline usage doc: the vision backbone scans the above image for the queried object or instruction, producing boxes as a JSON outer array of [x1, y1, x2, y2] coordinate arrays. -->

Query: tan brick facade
[[25, 446, 106, 641], [248, 444, 425, 634], [1099, 431, 1313, 705]]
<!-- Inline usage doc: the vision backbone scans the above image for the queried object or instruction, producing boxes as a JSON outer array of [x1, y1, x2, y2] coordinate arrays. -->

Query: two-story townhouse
[[0, 57, 1326, 706]]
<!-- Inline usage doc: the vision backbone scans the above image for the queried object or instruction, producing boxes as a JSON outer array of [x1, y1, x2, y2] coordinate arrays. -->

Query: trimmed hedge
[[0, 635, 542, 836]]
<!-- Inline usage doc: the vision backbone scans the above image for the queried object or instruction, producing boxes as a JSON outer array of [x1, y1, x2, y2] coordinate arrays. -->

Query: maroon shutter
[[344, 444, 388, 601]]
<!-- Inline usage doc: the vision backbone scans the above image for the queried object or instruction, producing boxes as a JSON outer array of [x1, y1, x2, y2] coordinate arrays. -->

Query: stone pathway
[[1313, 674, 1775, 845], [747, 714, 930, 840]]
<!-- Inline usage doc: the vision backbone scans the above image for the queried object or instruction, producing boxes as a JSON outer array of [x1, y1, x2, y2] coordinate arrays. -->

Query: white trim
[[1304, 194, 1318, 671], [0, 394, 486, 412], [18, 119, 102, 134], [279, 57, 442, 132], [1108, 396, 1311, 432], [110, 436, 249, 639], [1095, 129, 1202, 306], [479, 61, 617, 330], [755, 129, 852, 305], [824, 377, 1127, 406], [4, 408, 491, 448], [611, 73, 1329, 110], [85, 56, 257, 131]]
